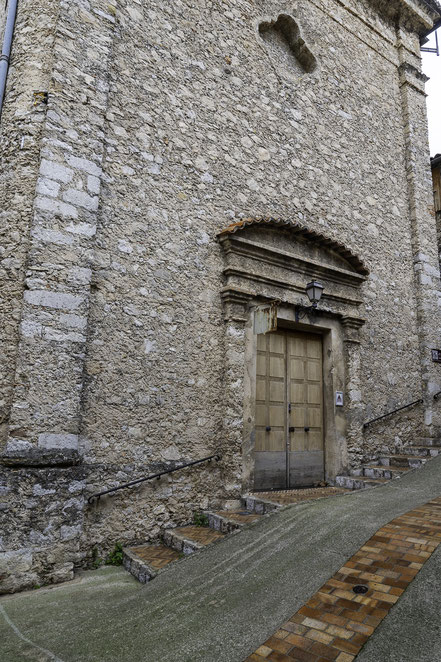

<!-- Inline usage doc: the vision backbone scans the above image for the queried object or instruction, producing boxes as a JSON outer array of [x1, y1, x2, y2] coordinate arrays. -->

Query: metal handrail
[[363, 399, 423, 429], [87, 453, 221, 504]]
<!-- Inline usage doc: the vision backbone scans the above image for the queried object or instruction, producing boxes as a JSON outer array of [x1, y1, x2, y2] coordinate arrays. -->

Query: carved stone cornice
[[398, 62, 428, 94], [217, 218, 369, 276], [218, 219, 367, 322]]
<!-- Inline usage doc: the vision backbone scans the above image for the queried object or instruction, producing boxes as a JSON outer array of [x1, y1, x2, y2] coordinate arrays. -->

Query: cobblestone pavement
[[245, 497, 441, 662]]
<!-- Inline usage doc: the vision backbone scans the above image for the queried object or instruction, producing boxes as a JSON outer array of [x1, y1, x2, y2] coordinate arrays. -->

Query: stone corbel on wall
[[220, 287, 254, 324], [341, 316, 365, 344]]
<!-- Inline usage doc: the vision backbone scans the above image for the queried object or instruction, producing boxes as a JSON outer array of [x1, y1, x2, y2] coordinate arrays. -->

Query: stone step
[[242, 494, 283, 515], [378, 454, 427, 468], [335, 475, 389, 490], [362, 465, 409, 480], [162, 525, 227, 555], [123, 544, 181, 583], [207, 509, 262, 534], [418, 437, 441, 447], [401, 446, 441, 457]]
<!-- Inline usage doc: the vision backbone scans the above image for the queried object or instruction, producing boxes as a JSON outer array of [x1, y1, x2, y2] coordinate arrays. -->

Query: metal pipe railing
[[363, 399, 423, 429], [87, 453, 221, 504]]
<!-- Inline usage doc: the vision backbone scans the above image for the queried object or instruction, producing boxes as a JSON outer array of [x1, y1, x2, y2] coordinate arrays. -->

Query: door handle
[[289, 427, 295, 432], [266, 426, 271, 431], [304, 427, 310, 432]]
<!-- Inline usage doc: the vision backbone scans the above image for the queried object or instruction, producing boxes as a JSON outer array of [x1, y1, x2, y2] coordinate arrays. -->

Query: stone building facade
[[1, 0, 441, 593]]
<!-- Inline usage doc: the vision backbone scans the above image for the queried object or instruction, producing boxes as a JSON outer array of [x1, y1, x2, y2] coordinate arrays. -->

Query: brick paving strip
[[254, 488, 349, 506], [244, 496, 441, 662]]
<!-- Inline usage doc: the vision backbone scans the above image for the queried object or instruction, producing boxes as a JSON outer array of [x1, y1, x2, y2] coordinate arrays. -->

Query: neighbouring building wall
[[432, 155, 441, 251], [1, 0, 441, 593]]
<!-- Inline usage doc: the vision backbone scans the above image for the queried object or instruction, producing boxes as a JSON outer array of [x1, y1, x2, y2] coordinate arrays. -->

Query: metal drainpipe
[[0, 0, 18, 121]]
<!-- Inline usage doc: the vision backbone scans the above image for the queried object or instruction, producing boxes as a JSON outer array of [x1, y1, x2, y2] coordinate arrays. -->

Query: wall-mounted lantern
[[295, 280, 324, 321]]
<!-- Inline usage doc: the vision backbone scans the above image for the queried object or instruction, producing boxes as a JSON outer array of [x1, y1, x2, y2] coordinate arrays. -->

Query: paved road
[[2, 456, 441, 662]]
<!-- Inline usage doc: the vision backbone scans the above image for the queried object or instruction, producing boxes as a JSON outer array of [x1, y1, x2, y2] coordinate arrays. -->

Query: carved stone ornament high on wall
[[217, 218, 369, 332]]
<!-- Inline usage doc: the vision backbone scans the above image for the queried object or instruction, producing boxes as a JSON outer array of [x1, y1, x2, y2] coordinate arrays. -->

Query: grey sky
[[422, 28, 441, 157]]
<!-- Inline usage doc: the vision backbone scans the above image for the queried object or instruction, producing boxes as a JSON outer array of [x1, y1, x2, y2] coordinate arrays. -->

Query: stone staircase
[[123, 497, 275, 584], [335, 438, 441, 490], [122, 441, 441, 584], [122, 488, 349, 583]]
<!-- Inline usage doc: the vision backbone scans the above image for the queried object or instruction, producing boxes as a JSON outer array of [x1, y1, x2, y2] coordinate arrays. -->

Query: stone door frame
[[217, 218, 368, 493]]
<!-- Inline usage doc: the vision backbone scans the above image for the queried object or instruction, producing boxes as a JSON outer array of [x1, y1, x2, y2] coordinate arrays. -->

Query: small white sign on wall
[[335, 391, 344, 407]]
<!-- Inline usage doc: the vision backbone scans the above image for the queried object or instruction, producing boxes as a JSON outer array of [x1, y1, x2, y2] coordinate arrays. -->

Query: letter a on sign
[[335, 391, 344, 407], [254, 302, 278, 335]]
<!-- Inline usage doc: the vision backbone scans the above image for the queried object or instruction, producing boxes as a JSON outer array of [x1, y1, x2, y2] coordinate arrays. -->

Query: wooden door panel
[[290, 383, 305, 403], [287, 331, 324, 484], [269, 380, 285, 402], [306, 339, 321, 359], [291, 405, 305, 427], [256, 354, 266, 376], [291, 430, 306, 451], [291, 358, 305, 379], [270, 355, 285, 377], [289, 451, 324, 487], [307, 384, 322, 405], [306, 431, 323, 450], [307, 361, 321, 381], [269, 405, 285, 427], [254, 329, 324, 490], [266, 430, 285, 451], [256, 377, 266, 401], [254, 331, 287, 489], [289, 336, 304, 357], [255, 404, 267, 427], [255, 429, 267, 452], [270, 332, 285, 354], [254, 452, 287, 490], [308, 407, 322, 428]]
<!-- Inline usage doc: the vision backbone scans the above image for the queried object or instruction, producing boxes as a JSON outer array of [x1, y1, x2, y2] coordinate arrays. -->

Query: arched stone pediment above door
[[217, 217, 369, 326]]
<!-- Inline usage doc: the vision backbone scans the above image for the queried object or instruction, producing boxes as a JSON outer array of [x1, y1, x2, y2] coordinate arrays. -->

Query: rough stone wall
[[84, 0, 422, 461], [0, 0, 59, 445], [0, 464, 86, 593], [0, 0, 117, 593], [1, 0, 441, 592]]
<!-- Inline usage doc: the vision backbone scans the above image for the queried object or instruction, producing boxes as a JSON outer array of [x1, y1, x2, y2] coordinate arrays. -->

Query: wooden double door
[[254, 329, 324, 490]]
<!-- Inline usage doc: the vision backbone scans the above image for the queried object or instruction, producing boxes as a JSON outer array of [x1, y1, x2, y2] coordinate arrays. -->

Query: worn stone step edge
[[335, 475, 389, 490], [162, 528, 205, 555], [418, 438, 441, 447], [402, 446, 441, 457], [122, 547, 159, 584], [362, 465, 409, 479], [378, 455, 427, 467], [241, 494, 283, 514], [206, 510, 256, 534]]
